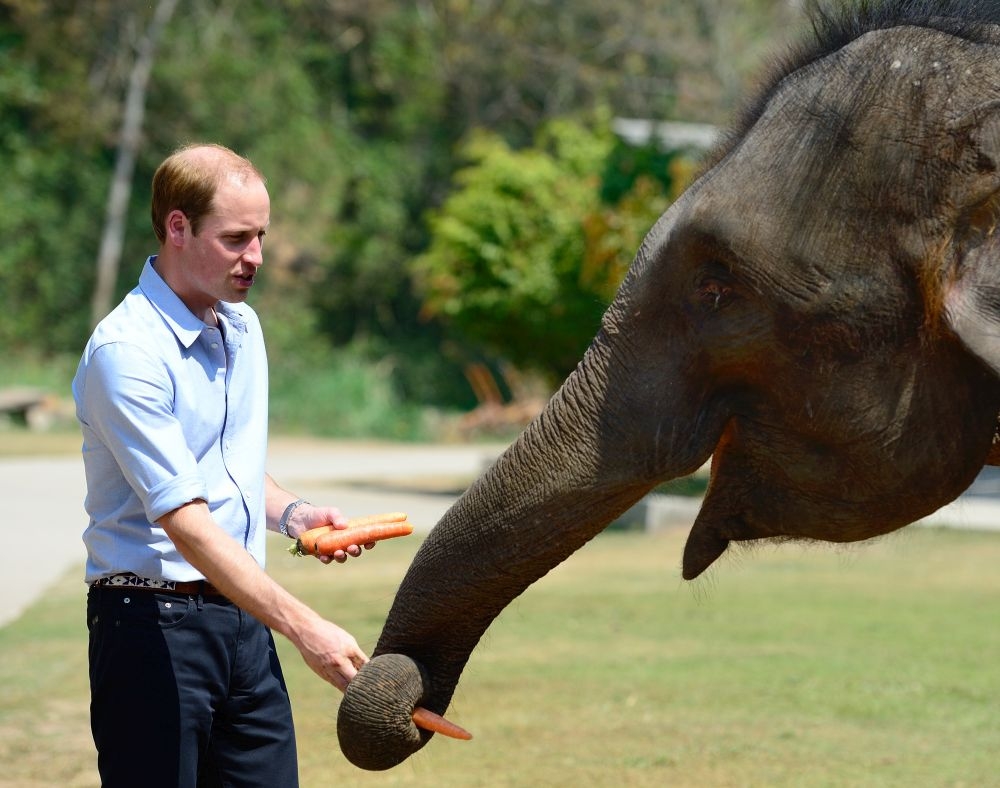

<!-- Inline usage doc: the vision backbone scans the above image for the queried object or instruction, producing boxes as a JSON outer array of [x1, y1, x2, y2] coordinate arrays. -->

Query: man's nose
[[244, 236, 264, 265]]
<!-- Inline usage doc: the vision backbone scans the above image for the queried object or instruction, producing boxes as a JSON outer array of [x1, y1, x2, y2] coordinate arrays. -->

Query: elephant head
[[338, 1, 1000, 770]]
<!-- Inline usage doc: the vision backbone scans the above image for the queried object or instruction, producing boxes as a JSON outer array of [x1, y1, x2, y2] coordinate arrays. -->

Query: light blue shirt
[[73, 257, 269, 583]]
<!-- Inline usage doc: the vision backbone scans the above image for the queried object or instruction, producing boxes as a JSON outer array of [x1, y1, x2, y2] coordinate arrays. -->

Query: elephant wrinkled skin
[[338, 0, 1000, 770]]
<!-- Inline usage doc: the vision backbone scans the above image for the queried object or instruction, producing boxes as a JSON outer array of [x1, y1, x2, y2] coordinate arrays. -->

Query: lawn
[[2, 526, 998, 787]]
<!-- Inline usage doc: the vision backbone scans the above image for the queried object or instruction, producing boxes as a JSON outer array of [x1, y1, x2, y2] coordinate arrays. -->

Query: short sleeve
[[78, 341, 208, 522]]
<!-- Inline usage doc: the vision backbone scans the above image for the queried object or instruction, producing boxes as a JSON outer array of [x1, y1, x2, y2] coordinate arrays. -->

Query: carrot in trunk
[[411, 706, 473, 740]]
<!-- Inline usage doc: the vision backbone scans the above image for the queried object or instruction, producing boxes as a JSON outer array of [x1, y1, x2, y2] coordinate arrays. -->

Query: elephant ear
[[943, 100, 1000, 378]]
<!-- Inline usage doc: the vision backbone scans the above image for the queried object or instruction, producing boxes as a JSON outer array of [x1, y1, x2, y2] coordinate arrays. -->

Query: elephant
[[337, 0, 1000, 770]]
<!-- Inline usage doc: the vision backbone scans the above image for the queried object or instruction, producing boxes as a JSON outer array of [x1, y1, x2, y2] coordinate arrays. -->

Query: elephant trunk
[[336, 329, 716, 770]]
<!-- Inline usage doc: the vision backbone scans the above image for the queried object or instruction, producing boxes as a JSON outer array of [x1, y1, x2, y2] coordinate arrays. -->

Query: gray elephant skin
[[338, 0, 1000, 770]]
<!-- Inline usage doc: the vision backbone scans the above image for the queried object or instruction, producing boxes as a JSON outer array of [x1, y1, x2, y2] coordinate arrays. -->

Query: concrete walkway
[[0, 438, 505, 628], [2, 436, 999, 628]]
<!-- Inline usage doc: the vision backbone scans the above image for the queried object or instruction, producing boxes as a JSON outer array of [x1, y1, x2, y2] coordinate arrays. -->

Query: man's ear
[[943, 101, 1000, 376], [165, 209, 189, 246]]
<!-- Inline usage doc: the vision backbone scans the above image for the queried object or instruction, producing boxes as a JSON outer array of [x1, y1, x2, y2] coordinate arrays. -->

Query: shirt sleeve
[[78, 340, 209, 523]]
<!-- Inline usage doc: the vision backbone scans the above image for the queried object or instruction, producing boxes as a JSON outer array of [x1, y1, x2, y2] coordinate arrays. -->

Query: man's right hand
[[294, 616, 369, 692]]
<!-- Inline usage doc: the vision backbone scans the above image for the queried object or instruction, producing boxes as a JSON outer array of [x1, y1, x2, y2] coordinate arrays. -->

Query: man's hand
[[294, 616, 369, 692], [289, 503, 377, 564]]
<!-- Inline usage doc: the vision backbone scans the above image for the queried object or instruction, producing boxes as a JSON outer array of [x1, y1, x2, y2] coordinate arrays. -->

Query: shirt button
[[211, 342, 219, 349]]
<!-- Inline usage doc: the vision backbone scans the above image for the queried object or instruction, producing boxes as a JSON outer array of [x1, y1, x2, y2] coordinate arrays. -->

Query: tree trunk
[[90, 0, 179, 328]]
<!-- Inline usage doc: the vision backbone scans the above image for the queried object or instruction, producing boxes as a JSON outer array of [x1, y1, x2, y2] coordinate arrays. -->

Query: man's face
[[176, 175, 270, 316]]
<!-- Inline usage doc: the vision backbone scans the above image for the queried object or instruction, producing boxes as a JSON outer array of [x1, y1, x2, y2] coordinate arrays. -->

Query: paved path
[[2, 437, 999, 627], [919, 466, 1000, 531], [2, 454, 90, 627], [0, 438, 505, 628]]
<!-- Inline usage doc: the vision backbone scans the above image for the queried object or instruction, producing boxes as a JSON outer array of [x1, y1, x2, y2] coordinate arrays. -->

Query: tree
[[0, 1, 121, 352], [414, 117, 673, 384], [0, 0, 801, 410], [90, 0, 179, 327]]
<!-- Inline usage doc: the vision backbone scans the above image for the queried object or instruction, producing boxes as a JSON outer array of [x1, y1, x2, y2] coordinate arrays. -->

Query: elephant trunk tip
[[336, 653, 432, 770]]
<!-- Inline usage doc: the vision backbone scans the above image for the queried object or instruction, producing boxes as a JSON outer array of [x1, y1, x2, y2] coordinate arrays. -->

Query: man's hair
[[150, 143, 265, 244]]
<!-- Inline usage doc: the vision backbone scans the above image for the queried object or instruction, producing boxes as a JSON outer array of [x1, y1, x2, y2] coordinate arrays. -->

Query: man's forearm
[[159, 500, 320, 641], [159, 499, 367, 689], [264, 474, 304, 533]]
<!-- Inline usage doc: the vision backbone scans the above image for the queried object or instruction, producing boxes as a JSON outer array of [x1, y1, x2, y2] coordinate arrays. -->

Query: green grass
[[267, 344, 435, 441], [3, 527, 1000, 787], [0, 352, 79, 393]]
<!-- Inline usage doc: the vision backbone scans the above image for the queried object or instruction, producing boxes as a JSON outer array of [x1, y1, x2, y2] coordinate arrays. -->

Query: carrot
[[346, 511, 407, 528], [307, 520, 414, 556], [288, 512, 412, 556], [289, 524, 336, 556], [411, 706, 473, 740]]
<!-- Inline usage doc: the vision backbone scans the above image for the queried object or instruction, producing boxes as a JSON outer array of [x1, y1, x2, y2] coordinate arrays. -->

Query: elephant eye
[[697, 277, 735, 311]]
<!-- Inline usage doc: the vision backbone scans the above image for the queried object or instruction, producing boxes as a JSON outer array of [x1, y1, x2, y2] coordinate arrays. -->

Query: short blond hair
[[150, 143, 265, 243]]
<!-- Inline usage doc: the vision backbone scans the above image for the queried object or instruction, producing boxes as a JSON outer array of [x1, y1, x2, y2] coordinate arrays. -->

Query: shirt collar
[[215, 300, 248, 338], [139, 256, 248, 348]]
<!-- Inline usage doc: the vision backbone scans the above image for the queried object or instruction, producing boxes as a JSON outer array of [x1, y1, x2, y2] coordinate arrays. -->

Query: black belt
[[92, 573, 227, 599]]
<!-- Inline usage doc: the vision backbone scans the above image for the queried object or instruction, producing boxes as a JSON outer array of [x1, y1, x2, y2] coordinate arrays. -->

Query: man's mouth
[[235, 273, 255, 287]]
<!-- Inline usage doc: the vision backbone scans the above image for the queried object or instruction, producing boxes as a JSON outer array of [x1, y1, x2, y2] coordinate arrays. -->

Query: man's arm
[[159, 501, 367, 690]]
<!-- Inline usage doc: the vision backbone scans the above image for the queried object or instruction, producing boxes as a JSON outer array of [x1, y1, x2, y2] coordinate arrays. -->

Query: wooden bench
[[0, 387, 55, 429]]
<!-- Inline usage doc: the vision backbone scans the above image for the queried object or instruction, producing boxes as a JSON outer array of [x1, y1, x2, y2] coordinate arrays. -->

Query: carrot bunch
[[287, 511, 415, 557]]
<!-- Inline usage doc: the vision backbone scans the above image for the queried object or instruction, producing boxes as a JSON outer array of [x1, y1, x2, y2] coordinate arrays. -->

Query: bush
[[414, 117, 674, 386], [267, 341, 432, 441], [260, 299, 433, 441]]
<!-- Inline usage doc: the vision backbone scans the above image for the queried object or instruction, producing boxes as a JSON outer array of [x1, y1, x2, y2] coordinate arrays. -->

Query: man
[[73, 143, 369, 787]]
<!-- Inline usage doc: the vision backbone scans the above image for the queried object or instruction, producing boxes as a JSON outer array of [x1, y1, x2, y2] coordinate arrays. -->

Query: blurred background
[[0, 0, 807, 442], [6, 9, 1000, 786]]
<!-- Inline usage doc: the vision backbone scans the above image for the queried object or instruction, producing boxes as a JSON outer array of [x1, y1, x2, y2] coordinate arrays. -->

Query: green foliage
[[0, 139, 107, 352], [415, 118, 672, 383], [415, 124, 602, 380], [258, 291, 433, 440], [267, 341, 430, 441], [0, 0, 797, 420], [0, 350, 78, 393], [0, 3, 152, 353], [600, 139, 678, 204]]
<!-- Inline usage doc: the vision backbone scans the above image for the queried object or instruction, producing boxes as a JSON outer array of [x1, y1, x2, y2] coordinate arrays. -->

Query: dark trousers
[[87, 585, 298, 787]]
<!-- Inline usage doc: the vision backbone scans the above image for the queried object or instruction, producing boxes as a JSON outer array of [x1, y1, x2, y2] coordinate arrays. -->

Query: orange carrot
[[289, 512, 412, 557], [308, 521, 414, 556], [411, 706, 473, 740], [346, 511, 407, 528], [290, 524, 336, 556]]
